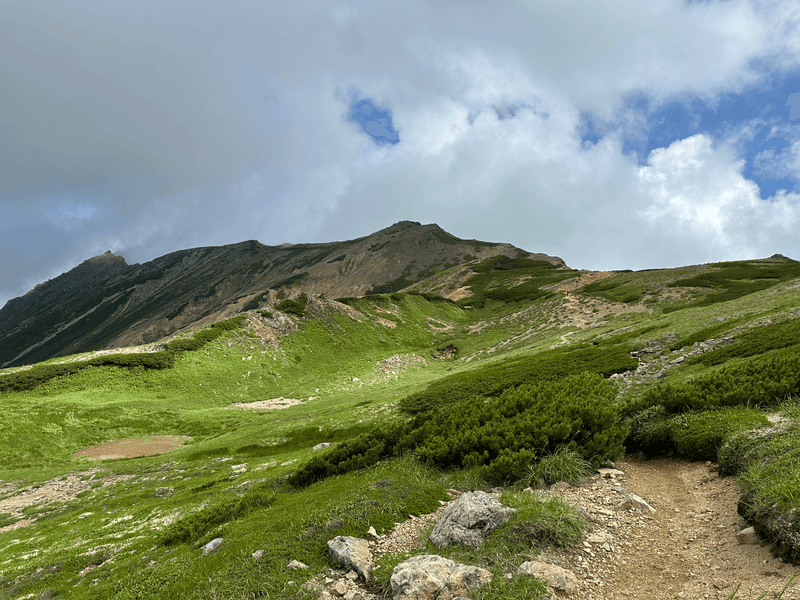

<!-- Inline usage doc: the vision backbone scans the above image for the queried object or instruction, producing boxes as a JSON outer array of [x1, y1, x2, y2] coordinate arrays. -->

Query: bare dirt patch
[[0, 470, 134, 532], [376, 317, 398, 328], [552, 271, 616, 293], [426, 316, 452, 331], [229, 397, 305, 410], [540, 457, 800, 599], [446, 286, 473, 301], [73, 435, 191, 461]]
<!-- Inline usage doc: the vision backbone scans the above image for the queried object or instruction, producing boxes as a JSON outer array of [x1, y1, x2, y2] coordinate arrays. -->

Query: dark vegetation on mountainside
[[582, 257, 800, 309]]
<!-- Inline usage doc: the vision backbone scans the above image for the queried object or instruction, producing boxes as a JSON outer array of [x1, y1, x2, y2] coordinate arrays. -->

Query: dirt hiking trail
[[541, 457, 799, 599]]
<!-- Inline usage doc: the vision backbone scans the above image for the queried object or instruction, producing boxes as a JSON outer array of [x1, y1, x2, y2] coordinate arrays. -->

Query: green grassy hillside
[[1, 256, 799, 598]]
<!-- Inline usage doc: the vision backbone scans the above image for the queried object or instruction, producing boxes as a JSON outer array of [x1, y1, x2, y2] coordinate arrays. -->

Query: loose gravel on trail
[[538, 457, 799, 599]]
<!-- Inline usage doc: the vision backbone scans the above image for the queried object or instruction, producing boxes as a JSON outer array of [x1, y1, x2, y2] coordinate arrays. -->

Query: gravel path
[[541, 457, 799, 599]]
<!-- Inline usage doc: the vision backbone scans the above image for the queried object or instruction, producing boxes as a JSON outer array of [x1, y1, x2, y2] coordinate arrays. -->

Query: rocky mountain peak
[[0, 223, 563, 367]]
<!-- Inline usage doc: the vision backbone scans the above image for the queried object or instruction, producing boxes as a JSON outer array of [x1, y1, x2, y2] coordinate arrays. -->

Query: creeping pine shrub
[[276, 293, 309, 317], [627, 349, 800, 416], [668, 408, 770, 461], [400, 344, 637, 416], [406, 372, 626, 484], [627, 407, 770, 461], [0, 315, 246, 393], [159, 484, 276, 545], [290, 374, 624, 488], [688, 318, 800, 366], [287, 423, 407, 488]]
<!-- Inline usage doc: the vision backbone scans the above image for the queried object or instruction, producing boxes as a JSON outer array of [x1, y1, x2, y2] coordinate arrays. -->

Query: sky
[[3, 0, 800, 310]]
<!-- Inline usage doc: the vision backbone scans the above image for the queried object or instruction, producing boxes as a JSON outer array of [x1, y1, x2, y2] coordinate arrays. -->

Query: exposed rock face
[[0, 221, 565, 367], [518, 561, 579, 595], [429, 491, 516, 548], [617, 493, 656, 513], [327, 536, 373, 581], [390, 555, 492, 600], [737, 526, 759, 545], [202, 538, 224, 556]]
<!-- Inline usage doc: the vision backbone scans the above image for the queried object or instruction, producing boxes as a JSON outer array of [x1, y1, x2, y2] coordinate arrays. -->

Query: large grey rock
[[518, 561, 579, 596], [390, 555, 492, 600], [617, 493, 655, 513], [327, 536, 373, 581], [202, 537, 224, 556], [429, 491, 516, 548]]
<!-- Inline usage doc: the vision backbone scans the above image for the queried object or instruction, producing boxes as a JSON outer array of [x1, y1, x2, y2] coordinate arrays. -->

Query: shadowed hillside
[[0, 221, 565, 368]]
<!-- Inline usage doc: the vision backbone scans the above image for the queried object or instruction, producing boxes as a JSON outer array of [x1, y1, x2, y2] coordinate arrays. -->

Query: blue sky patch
[[578, 74, 800, 199], [347, 92, 399, 145]]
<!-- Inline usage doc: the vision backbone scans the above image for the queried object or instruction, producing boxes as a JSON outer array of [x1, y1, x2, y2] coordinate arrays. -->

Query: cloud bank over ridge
[[2, 0, 800, 308]]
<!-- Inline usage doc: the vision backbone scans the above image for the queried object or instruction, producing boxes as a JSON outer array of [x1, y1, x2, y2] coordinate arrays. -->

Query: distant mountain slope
[[0, 221, 565, 367]]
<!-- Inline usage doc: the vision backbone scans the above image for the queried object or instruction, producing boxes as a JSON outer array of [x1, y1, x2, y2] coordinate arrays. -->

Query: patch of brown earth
[[446, 286, 473, 301], [0, 470, 134, 532], [229, 397, 305, 410], [426, 317, 452, 331], [376, 317, 398, 328], [73, 435, 191, 461], [340, 458, 799, 600], [553, 271, 616, 293], [541, 458, 800, 599]]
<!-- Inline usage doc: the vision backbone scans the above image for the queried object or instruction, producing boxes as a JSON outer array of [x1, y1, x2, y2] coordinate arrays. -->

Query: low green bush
[[407, 373, 625, 483], [718, 429, 775, 477], [581, 276, 645, 304], [627, 406, 770, 461], [291, 373, 625, 488], [662, 259, 800, 310], [276, 293, 309, 317], [287, 422, 407, 488], [669, 408, 770, 461], [735, 426, 800, 565], [668, 318, 743, 352], [625, 405, 672, 455], [688, 318, 800, 366], [400, 344, 636, 416], [628, 349, 800, 415], [0, 315, 246, 393], [456, 256, 577, 308], [159, 484, 277, 545]]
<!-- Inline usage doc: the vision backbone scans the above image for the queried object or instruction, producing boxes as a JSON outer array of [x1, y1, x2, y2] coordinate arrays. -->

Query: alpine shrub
[[276, 293, 309, 317], [627, 406, 770, 461], [668, 408, 770, 462], [159, 484, 276, 545], [405, 372, 626, 483], [637, 349, 800, 414], [287, 423, 407, 488], [400, 344, 636, 416]]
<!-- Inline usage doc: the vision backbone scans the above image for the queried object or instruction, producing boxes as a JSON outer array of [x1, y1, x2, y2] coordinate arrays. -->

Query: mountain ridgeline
[[0, 221, 565, 368]]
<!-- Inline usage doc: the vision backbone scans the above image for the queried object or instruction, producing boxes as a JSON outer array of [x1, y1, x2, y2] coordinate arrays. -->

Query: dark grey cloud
[[0, 1, 260, 199]]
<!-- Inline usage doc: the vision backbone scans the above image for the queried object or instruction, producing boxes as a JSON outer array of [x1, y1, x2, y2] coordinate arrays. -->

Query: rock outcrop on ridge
[[0, 221, 566, 367]]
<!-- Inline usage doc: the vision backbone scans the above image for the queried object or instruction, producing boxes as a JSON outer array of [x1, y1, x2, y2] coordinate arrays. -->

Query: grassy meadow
[[1, 256, 800, 598]]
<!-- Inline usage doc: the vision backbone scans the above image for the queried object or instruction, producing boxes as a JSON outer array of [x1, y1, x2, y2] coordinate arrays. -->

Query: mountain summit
[[0, 222, 565, 367]]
